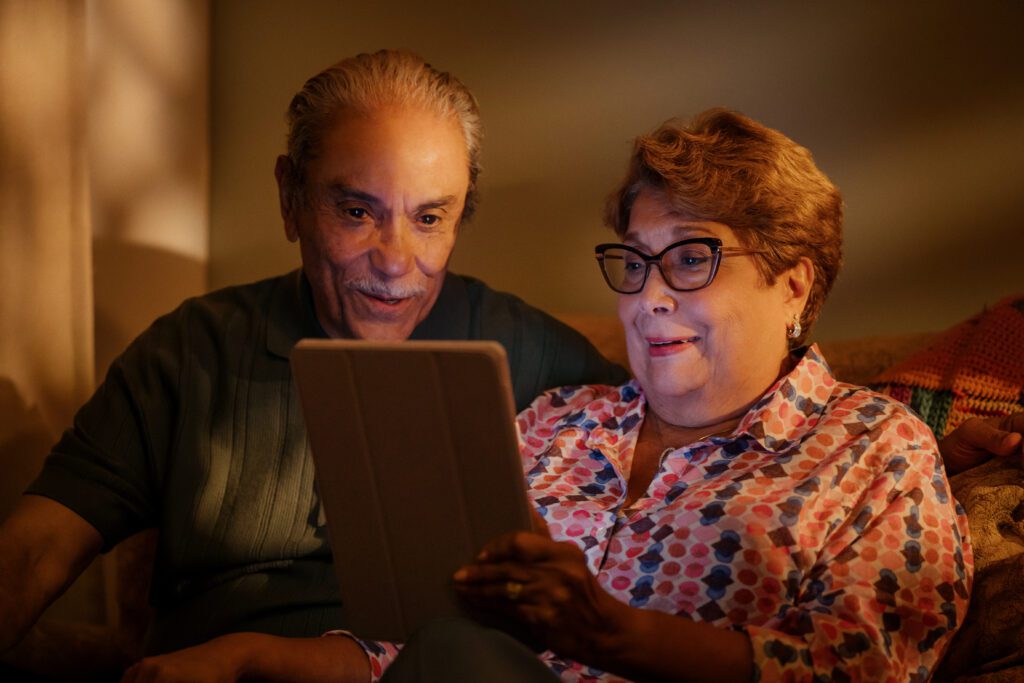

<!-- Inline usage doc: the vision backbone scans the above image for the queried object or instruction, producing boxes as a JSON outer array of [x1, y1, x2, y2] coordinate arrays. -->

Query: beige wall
[[209, 1, 1024, 342]]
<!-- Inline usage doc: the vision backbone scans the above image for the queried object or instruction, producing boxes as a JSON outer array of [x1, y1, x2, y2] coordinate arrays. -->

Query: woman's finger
[[529, 508, 551, 537], [476, 529, 562, 563], [453, 560, 533, 585], [455, 577, 536, 604]]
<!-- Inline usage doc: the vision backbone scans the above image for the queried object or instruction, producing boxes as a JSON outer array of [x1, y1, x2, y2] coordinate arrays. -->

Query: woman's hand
[[939, 412, 1024, 475], [452, 530, 631, 665]]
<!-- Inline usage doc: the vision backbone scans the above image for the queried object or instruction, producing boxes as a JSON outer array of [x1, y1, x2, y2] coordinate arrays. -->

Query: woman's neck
[[641, 350, 798, 444], [640, 407, 743, 453]]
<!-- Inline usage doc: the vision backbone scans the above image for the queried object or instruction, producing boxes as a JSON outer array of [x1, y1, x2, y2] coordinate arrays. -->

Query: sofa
[[11, 298, 1024, 682]]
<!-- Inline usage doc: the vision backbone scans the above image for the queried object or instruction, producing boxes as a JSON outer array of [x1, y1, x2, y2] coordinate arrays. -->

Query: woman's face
[[618, 188, 812, 427]]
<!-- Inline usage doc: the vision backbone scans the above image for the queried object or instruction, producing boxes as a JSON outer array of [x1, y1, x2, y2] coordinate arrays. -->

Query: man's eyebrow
[[321, 186, 458, 213], [416, 195, 459, 212], [323, 184, 382, 207]]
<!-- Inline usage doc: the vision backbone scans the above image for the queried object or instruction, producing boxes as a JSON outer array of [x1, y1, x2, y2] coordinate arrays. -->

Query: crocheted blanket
[[871, 295, 1024, 438]]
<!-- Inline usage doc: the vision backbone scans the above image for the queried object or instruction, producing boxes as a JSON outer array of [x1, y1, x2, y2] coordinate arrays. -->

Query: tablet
[[290, 339, 532, 642]]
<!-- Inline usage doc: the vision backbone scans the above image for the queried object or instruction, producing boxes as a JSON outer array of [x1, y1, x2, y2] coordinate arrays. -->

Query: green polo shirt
[[28, 270, 626, 653]]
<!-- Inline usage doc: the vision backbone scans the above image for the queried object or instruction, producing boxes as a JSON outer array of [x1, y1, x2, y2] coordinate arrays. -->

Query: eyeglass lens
[[601, 242, 716, 293]]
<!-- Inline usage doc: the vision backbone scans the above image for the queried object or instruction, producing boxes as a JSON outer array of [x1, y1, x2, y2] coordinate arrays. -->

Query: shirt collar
[[737, 344, 836, 453], [408, 272, 471, 340], [266, 269, 327, 359], [577, 345, 836, 459]]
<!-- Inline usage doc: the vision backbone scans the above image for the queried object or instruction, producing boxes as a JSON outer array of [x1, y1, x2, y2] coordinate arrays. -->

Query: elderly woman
[[368, 110, 973, 682]]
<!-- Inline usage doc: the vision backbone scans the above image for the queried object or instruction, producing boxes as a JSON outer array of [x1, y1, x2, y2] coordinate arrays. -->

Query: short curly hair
[[605, 109, 843, 346], [283, 49, 483, 221]]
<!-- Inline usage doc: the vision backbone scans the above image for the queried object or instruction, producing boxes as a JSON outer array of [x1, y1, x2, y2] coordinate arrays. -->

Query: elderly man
[[1, 50, 1021, 683], [0, 50, 627, 681]]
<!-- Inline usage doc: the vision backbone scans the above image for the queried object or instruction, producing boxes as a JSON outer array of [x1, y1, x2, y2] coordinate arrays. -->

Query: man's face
[[280, 107, 469, 340]]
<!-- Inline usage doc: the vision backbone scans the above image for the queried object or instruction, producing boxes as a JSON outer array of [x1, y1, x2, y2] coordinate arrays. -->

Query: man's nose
[[369, 221, 414, 278]]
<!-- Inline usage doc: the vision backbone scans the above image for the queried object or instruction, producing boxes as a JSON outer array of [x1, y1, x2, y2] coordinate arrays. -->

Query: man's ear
[[783, 256, 814, 315], [275, 155, 300, 243]]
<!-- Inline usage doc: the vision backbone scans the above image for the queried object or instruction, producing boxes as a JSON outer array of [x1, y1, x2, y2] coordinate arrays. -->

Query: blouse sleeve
[[745, 410, 973, 682], [323, 631, 402, 682]]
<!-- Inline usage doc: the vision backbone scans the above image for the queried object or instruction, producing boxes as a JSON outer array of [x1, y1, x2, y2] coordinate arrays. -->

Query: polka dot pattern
[[517, 345, 972, 682]]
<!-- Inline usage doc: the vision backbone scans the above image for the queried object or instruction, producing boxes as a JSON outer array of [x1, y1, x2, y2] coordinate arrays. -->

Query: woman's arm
[[454, 531, 753, 683]]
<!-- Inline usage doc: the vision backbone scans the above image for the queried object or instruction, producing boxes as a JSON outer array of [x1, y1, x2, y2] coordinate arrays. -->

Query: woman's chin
[[643, 380, 705, 415]]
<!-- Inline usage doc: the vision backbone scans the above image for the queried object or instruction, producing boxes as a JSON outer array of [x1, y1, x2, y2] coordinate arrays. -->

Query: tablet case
[[291, 339, 532, 641]]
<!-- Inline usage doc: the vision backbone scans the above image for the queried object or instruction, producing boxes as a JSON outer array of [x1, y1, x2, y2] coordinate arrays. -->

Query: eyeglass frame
[[594, 237, 766, 294]]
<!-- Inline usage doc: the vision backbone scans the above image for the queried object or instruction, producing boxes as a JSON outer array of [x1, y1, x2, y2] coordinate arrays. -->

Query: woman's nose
[[638, 265, 678, 314]]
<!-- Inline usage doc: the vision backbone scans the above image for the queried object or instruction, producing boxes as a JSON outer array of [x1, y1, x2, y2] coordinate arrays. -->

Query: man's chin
[[344, 319, 419, 341], [342, 300, 423, 341]]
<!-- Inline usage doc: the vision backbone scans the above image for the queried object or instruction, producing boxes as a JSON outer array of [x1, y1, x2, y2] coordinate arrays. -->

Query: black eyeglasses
[[595, 238, 764, 294]]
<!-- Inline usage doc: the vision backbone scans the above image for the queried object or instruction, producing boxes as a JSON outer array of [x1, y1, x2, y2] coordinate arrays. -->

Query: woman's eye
[[669, 250, 710, 270]]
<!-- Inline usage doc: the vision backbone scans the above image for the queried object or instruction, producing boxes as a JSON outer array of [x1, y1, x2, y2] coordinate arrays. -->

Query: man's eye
[[344, 207, 368, 220], [419, 214, 441, 226]]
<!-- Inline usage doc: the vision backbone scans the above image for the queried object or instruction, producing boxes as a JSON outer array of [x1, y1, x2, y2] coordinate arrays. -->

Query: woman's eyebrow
[[623, 225, 716, 246]]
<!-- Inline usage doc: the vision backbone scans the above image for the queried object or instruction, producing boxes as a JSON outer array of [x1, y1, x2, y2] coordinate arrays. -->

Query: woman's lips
[[646, 336, 700, 357]]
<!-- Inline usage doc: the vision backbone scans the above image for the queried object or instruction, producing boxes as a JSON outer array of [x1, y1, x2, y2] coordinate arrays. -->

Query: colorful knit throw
[[871, 295, 1024, 438]]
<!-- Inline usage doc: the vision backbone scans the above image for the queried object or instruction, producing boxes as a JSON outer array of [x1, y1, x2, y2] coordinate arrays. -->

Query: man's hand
[[121, 632, 371, 683], [939, 412, 1024, 475]]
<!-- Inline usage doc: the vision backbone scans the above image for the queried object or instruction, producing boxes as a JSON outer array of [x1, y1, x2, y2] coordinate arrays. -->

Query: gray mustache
[[345, 277, 427, 300]]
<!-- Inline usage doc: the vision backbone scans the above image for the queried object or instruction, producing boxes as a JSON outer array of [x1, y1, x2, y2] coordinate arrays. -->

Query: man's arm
[[939, 412, 1024, 475], [0, 494, 103, 653], [120, 633, 372, 683]]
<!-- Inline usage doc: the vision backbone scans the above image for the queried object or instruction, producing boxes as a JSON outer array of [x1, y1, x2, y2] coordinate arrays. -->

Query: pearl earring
[[786, 315, 802, 340]]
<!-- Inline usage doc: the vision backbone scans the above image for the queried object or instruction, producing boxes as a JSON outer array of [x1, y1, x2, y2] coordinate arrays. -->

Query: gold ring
[[505, 580, 524, 601]]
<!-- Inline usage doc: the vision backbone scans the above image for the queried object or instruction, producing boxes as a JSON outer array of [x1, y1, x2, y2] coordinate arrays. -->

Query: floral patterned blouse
[[358, 345, 973, 682]]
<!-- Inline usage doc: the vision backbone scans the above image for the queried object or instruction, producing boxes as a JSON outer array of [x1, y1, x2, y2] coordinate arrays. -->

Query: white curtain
[[0, 0, 209, 630], [0, 0, 104, 627]]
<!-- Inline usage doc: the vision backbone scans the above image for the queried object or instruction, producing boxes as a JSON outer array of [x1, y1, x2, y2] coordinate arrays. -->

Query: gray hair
[[284, 49, 483, 220]]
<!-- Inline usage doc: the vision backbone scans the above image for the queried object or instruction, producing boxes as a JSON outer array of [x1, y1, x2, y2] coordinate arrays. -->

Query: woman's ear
[[783, 256, 814, 315], [275, 155, 300, 243]]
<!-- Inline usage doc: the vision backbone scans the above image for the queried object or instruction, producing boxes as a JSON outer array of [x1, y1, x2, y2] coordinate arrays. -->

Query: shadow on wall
[[0, 378, 53, 521], [92, 239, 207, 379]]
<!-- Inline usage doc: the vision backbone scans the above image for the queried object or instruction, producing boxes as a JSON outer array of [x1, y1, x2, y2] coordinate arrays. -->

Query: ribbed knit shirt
[[28, 269, 627, 654]]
